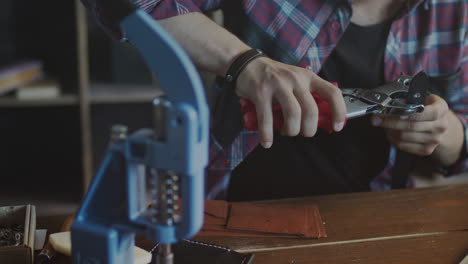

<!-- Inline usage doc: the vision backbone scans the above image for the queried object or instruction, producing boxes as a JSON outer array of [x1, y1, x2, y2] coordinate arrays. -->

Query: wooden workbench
[[39, 184, 468, 263]]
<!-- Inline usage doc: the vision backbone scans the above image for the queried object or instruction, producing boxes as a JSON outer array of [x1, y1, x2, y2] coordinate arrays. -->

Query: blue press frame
[[71, 9, 209, 264]]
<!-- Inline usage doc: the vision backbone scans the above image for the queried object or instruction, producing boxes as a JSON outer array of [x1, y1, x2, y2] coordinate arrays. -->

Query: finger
[[408, 94, 448, 122], [275, 89, 302, 136], [385, 129, 438, 156], [294, 88, 318, 137], [371, 115, 434, 132], [254, 97, 274, 148], [310, 77, 346, 132], [390, 141, 437, 156], [385, 128, 400, 146], [387, 130, 441, 145]]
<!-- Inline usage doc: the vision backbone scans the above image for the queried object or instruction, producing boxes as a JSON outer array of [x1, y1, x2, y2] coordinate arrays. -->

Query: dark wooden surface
[[38, 184, 468, 263], [196, 184, 468, 263], [249, 231, 468, 264]]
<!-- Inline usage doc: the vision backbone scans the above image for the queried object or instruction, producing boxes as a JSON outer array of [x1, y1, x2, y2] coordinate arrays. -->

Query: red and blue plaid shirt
[[82, 0, 468, 198]]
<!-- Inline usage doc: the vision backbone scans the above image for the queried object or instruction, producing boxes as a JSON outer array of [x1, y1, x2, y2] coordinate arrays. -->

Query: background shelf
[[0, 0, 218, 203], [0, 95, 79, 107], [90, 83, 162, 104]]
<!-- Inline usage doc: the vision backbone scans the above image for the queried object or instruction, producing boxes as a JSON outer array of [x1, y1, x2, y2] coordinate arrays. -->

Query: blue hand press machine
[[71, 1, 209, 263]]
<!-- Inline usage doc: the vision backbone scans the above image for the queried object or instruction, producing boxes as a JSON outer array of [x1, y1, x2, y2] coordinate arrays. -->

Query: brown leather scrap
[[226, 203, 308, 236], [204, 214, 227, 226], [204, 200, 229, 219], [200, 200, 327, 238], [306, 205, 327, 238]]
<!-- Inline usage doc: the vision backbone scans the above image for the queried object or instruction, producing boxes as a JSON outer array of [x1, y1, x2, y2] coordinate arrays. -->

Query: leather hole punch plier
[[241, 71, 430, 132]]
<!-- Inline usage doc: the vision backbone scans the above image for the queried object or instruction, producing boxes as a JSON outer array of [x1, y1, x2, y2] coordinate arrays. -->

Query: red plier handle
[[240, 83, 346, 133]]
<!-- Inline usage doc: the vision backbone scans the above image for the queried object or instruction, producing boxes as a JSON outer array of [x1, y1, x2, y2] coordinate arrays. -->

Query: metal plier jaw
[[342, 74, 426, 120]]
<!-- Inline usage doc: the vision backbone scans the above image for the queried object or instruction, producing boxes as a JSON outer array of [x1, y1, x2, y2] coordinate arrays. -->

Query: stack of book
[[0, 60, 61, 100], [16, 78, 60, 100]]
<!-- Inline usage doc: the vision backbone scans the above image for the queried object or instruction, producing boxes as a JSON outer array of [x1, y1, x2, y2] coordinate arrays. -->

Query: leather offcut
[[198, 200, 327, 238]]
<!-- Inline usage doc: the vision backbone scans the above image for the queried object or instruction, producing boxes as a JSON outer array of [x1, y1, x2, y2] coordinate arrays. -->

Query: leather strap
[[391, 151, 413, 189], [225, 48, 266, 87], [392, 72, 430, 189]]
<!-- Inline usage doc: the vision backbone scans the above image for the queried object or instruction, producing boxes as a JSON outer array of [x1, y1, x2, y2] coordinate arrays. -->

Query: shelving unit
[[0, 0, 84, 202], [76, 0, 93, 193], [0, 0, 150, 199], [0, 0, 193, 202], [0, 95, 79, 107], [89, 83, 162, 104]]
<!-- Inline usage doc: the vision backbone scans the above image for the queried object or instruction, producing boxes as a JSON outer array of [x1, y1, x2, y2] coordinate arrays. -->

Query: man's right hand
[[235, 57, 347, 148], [158, 13, 346, 148]]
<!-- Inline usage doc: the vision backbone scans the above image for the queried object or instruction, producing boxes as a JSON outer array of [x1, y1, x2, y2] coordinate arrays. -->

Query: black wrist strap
[[225, 49, 266, 87]]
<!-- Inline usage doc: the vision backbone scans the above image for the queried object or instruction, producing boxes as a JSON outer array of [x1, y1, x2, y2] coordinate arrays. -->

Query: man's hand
[[371, 94, 464, 166], [236, 57, 347, 148]]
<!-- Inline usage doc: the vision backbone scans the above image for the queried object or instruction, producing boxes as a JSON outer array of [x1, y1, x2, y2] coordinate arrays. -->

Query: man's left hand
[[370, 94, 463, 166]]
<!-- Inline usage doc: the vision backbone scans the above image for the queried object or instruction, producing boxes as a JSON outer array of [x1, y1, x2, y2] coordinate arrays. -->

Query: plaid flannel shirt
[[81, 0, 468, 198]]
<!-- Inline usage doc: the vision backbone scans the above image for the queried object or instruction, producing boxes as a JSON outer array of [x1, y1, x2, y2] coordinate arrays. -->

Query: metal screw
[[413, 93, 421, 99]]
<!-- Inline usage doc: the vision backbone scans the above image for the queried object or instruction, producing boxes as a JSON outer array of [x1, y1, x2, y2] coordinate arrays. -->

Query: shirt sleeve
[[149, 0, 223, 19], [435, 11, 468, 176], [81, 0, 223, 40]]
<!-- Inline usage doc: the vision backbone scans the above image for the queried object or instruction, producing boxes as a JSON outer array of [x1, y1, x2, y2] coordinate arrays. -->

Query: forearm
[[158, 12, 251, 76], [431, 110, 465, 167], [161, 12, 346, 146]]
